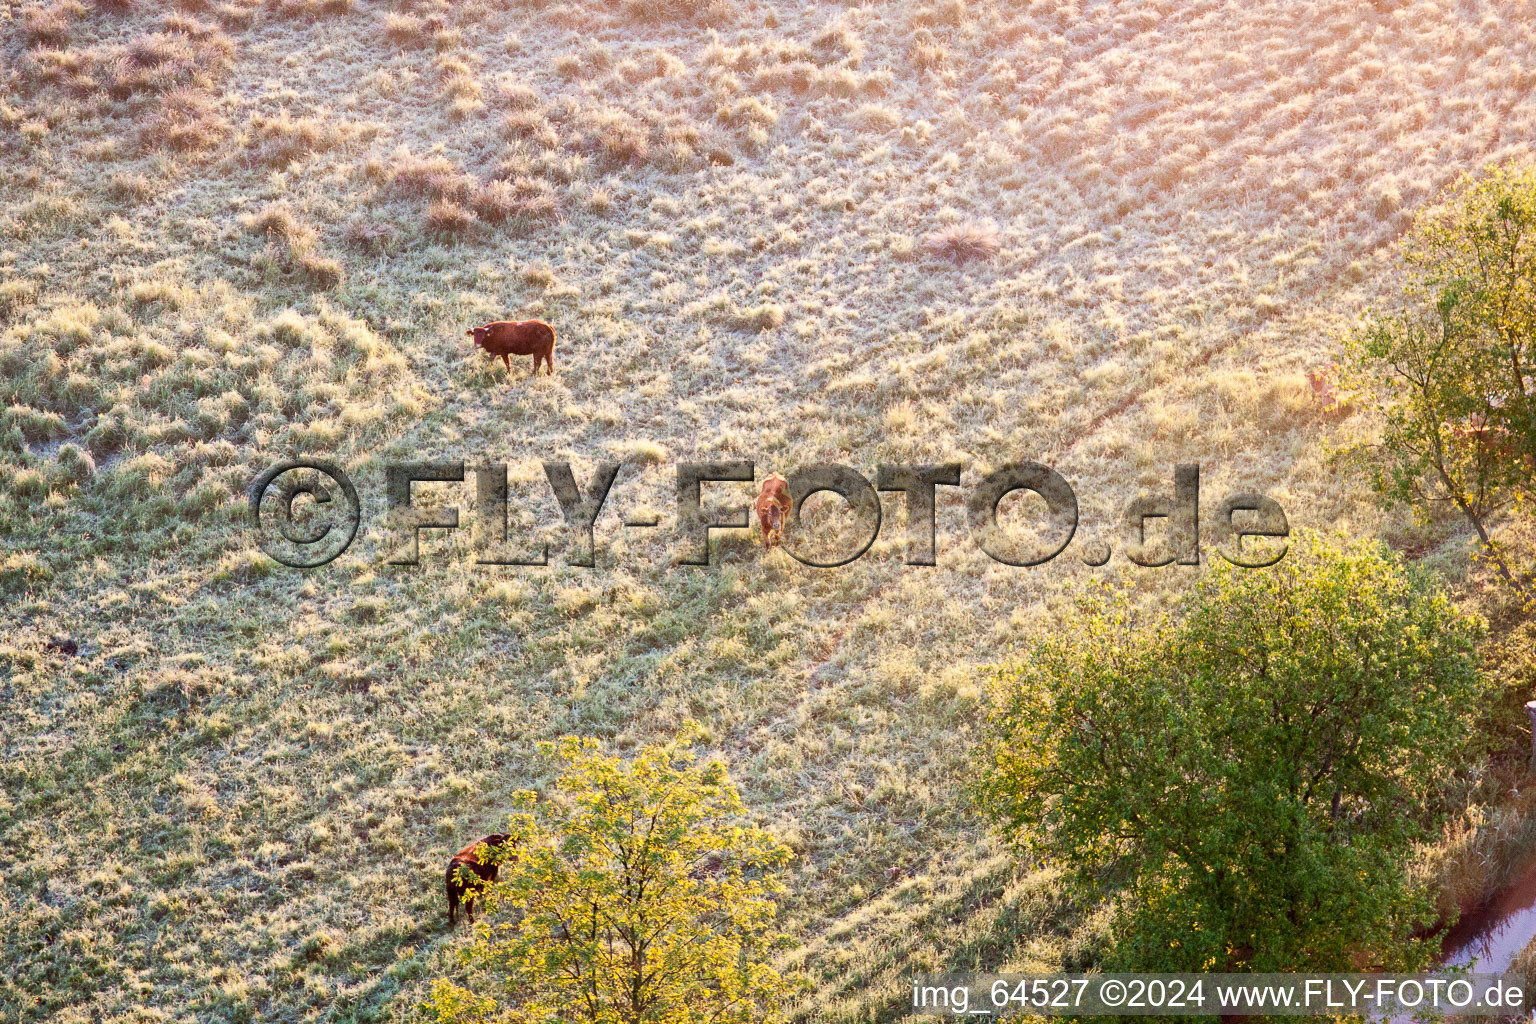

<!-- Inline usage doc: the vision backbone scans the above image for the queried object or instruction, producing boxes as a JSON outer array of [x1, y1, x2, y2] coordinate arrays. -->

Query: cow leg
[[546, 349, 554, 375], [446, 866, 459, 926], [501, 353, 511, 372]]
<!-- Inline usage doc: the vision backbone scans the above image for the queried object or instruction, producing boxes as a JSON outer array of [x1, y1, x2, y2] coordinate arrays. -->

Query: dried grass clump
[[388, 149, 478, 202], [752, 61, 817, 94], [504, 108, 560, 149], [242, 202, 312, 244], [811, 23, 863, 65], [163, 12, 222, 36], [594, 116, 650, 167], [715, 94, 778, 129], [266, 0, 352, 17], [436, 58, 484, 117], [908, 27, 946, 70], [24, 47, 87, 89], [382, 12, 428, 45], [424, 200, 477, 237], [246, 110, 369, 167], [242, 203, 343, 288], [106, 27, 233, 99], [733, 303, 785, 332], [471, 177, 559, 230], [215, 2, 257, 27], [148, 86, 228, 151], [0, 280, 41, 319], [291, 251, 344, 288], [344, 221, 401, 253], [24, 3, 75, 47], [500, 82, 541, 110], [923, 222, 1001, 264], [624, 0, 728, 23], [108, 172, 155, 202]]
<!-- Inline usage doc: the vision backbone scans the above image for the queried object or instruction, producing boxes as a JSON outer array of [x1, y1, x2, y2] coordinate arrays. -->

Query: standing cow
[[445, 833, 513, 926], [467, 319, 556, 377], [756, 474, 791, 549]]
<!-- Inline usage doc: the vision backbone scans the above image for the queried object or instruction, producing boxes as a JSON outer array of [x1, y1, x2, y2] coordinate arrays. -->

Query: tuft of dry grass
[[24, 3, 76, 47], [266, 0, 352, 17], [245, 110, 372, 168], [624, 0, 729, 24], [923, 221, 1002, 264], [147, 85, 227, 151], [424, 199, 478, 237], [242, 203, 344, 287], [381, 11, 428, 46]]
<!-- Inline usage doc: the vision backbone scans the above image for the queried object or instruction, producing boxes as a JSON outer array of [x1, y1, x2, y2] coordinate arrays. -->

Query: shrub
[[978, 534, 1487, 972], [427, 728, 790, 1024], [1345, 162, 1536, 595]]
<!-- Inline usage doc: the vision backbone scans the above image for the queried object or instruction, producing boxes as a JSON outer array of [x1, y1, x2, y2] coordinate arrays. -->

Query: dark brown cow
[[756, 473, 790, 549], [445, 833, 513, 926], [467, 319, 556, 377]]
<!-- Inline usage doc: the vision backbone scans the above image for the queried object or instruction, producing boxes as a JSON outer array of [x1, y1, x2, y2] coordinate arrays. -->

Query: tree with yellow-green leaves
[[427, 728, 792, 1024], [1346, 162, 1536, 595], [977, 535, 1487, 974]]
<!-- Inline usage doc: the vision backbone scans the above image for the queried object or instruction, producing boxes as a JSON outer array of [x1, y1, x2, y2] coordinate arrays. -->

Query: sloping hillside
[[3, 0, 1535, 1021]]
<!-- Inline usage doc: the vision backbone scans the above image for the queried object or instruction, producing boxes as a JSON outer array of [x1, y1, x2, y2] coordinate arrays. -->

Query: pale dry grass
[[4, 0, 1536, 1021]]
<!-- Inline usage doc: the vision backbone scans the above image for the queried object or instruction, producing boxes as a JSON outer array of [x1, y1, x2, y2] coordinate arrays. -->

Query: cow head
[[762, 502, 785, 548], [467, 325, 488, 348], [477, 833, 514, 864]]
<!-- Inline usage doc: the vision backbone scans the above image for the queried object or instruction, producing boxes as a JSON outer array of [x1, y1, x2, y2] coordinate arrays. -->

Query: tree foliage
[[428, 728, 792, 1024], [1345, 162, 1536, 592], [978, 535, 1487, 972]]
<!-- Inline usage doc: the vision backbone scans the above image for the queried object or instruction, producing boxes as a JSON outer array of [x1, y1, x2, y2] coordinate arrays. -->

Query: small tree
[[978, 535, 1486, 972], [428, 729, 792, 1024], [1345, 162, 1536, 594]]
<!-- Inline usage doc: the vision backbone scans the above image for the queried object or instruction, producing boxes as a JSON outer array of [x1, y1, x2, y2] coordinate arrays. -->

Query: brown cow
[[1451, 416, 1534, 469], [445, 833, 513, 926], [756, 473, 790, 549], [467, 319, 556, 377]]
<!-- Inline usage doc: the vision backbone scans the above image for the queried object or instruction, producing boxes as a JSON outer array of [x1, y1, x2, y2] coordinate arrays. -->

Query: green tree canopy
[[978, 535, 1487, 972], [1346, 162, 1536, 593], [428, 728, 792, 1024]]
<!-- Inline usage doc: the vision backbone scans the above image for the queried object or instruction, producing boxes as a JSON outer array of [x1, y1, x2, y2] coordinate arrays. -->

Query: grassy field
[[4, 0, 1536, 1021]]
